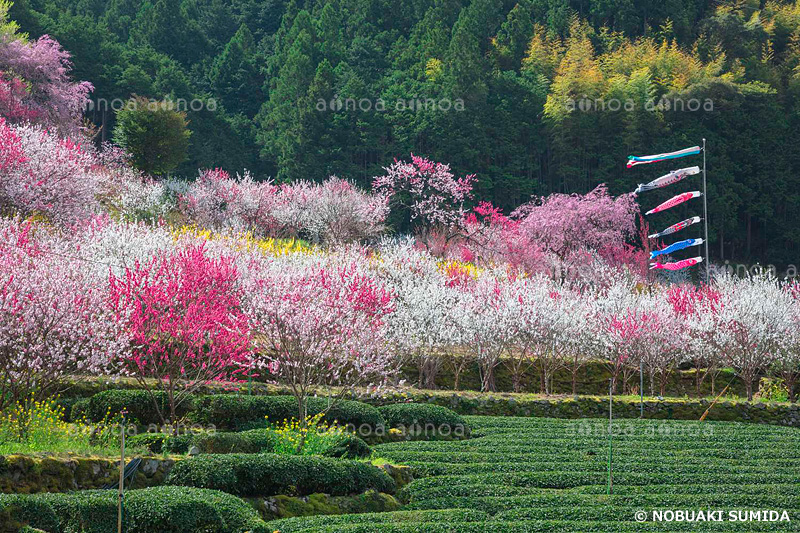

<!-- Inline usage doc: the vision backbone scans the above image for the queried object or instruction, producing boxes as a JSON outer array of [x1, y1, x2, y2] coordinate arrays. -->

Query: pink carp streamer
[[650, 256, 703, 271], [645, 191, 702, 216]]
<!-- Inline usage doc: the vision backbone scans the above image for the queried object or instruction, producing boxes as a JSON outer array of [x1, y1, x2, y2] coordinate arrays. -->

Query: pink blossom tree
[[667, 283, 723, 396], [0, 218, 120, 410], [246, 258, 395, 425], [0, 34, 93, 134], [274, 178, 388, 244], [511, 184, 639, 280], [372, 154, 475, 239], [180, 168, 280, 234], [109, 244, 251, 431], [0, 121, 101, 224]]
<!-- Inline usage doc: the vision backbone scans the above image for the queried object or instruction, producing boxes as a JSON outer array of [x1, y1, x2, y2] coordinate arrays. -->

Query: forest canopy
[[8, 0, 800, 266]]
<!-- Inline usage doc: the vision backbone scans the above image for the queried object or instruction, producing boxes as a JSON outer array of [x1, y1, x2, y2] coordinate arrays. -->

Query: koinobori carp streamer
[[634, 166, 700, 195], [645, 191, 702, 216], [649, 238, 704, 260], [627, 146, 701, 168], [648, 216, 702, 239], [650, 256, 704, 271]]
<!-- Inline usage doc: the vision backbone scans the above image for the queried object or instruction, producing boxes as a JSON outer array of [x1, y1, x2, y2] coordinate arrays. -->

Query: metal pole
[[702, 138, 710, 282], [118, 412, 125, 533], [640, 359, 644, 418], [607, 378, 613, 495]]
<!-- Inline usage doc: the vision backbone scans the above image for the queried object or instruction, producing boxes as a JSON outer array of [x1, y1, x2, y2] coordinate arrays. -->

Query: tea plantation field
[[272, 416, 800, 532]]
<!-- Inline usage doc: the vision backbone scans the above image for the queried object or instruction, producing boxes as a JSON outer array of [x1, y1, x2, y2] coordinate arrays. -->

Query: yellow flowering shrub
[[268, 413, 354, 455]]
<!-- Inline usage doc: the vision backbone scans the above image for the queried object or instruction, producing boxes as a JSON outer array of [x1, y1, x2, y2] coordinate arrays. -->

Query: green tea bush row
[[0, 487, 268, 533], [78, 391, 386, 430], [269, 519, 800, 533], [165, 453, 395, 496], [402, 493, 800, 514], [126, 428, 275, 454], [189, 395, 386, 430], [269, 509, 489, 533], [378, 403, 469, 435]]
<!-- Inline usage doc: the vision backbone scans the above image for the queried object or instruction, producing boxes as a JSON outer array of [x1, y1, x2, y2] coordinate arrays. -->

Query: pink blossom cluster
[[0, 119, 101, 224], [245, 254, 395, 420], [373, 154, 475, 229], [179, 170, 388, 244], [0, 218, 123, 409], [0, 34, 93, 135]]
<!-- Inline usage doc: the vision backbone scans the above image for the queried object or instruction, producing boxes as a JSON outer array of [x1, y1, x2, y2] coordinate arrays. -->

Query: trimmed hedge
[[322, 434, 372, 459], [378, 403, 469, 433], [82, 389, 189, 425], [188, 395, 385, 430], [127, 429, 277, 455], [165, 454, 395, 496], [0, 486, 268, 533]]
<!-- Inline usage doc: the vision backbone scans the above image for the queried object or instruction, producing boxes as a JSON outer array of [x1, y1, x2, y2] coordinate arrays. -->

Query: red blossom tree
[[109, 244, 251, 432]]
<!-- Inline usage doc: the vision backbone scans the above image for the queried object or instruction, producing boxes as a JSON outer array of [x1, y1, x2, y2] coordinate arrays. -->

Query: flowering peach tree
[[109, 244, 251, 431], [0, 219, 120, 409], [246, 257, 395, 424]]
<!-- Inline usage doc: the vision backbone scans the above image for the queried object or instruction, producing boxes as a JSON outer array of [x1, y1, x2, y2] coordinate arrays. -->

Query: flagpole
[[702, 138, 709, 281]]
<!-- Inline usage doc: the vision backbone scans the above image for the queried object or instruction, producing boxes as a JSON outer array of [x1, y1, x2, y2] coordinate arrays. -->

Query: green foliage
[[322, 433, 372, 459], [112, 96, 191, 175], [756, 377, 790, 402], [269, 509, 490, 533], [128, 428, 276, 454], [0, 397, 135, 456], [165, 453, 395, 496], [188, 394, 385, 431], [0, 487, 269, 533], [85, 389, 187, 426], [378, 403, 469, 432]]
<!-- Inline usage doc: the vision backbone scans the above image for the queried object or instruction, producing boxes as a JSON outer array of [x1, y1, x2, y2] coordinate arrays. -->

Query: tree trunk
[[745, 379, 754, 402], [481, 364, 496, 392], [571, 370, 578, 395], [453, 366, 462, 391], [512, 371, 522, 393]]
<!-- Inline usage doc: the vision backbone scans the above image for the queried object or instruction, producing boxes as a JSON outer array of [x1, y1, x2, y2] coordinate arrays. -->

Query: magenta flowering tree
[[666, 283, 723, 395], [0, 34, 93, 134], [0, 116, 24, 173], [0, 219, 120, 410], [0, 72, 41, 124], [109, 244, 251, 431], [372, 154, 475, 237], [246, 259, 395, 425]]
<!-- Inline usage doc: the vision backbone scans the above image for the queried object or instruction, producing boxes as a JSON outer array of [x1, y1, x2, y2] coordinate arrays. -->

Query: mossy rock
[[379, 464, 413, 490]]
